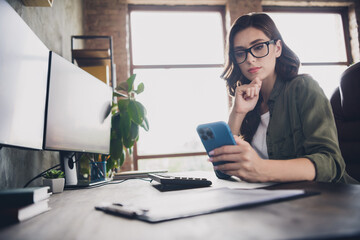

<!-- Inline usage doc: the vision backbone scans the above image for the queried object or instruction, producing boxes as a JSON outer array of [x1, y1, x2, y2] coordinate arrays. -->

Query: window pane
[[134, 68, 229, 155], [268, 12, 347, 62], [299, 65, 346, 98], [130, 11, 224, 65]]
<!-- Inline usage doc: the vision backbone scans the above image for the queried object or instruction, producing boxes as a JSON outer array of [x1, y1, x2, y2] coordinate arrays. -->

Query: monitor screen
[[44, 51, 112, 154], [0, 0, 49, 150]]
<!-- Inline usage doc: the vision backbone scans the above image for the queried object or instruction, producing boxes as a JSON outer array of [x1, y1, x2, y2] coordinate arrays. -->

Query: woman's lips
[[248, 67, 261, 74]]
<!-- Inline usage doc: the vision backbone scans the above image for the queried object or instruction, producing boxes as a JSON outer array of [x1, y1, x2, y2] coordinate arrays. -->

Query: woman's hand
[[209, 136, 268, 182], [233, 77, 262, 115]]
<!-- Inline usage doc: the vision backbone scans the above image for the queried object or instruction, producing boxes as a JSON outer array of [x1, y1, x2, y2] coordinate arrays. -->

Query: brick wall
[[83, 0, 129, 89], [226, 0, 261, 27]]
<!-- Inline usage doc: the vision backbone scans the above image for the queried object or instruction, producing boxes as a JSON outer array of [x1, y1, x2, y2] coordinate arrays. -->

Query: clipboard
[[95, 187, 316, 223]]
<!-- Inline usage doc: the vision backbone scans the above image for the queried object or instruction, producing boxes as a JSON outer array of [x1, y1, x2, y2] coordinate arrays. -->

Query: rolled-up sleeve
[[292, 76, 345, 182]]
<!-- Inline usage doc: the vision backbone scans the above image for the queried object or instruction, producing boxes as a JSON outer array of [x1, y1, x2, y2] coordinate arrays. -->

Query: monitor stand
[[61, 151, 78, 186], [61, 151, 110, 189]]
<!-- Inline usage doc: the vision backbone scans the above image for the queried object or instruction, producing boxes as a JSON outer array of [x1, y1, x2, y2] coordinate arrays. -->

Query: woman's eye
[[253, 44, 265, 51], [235, 52, 245, 58]]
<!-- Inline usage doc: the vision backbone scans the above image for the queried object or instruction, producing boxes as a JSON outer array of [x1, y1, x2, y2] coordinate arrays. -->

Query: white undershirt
[[251, 111, 270, 159]]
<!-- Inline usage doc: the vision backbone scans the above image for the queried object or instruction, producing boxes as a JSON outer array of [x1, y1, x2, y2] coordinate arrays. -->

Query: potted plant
[[107, 74, 149, 171], [42, 169, 65, 193]]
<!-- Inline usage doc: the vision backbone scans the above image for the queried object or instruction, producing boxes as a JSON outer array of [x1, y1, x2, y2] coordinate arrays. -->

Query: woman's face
[[233, 27, 282, 82]]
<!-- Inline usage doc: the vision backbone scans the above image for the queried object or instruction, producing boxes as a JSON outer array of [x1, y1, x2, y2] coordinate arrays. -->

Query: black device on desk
[[148, 173, 212, 189]]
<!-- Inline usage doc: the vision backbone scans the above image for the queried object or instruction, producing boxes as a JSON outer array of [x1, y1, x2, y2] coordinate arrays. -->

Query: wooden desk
[[1, 172, 360, 240]]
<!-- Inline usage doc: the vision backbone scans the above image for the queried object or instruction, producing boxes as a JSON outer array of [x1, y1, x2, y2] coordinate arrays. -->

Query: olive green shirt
[[263, 74, 355, 183]]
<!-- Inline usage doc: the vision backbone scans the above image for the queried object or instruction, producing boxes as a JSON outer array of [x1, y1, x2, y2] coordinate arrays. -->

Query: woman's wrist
[[231, 105, 248, 116], [228, 110, 246, 136]]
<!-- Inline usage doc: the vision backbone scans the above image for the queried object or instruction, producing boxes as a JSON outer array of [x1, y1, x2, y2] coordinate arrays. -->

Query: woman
[[209, 12, 356, 183]]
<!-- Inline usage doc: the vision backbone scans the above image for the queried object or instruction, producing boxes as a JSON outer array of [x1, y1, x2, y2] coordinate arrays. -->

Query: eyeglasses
[[234, 40, 276, 64]]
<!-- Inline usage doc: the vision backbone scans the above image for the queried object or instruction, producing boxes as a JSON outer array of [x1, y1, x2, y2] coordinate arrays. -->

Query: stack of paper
[[96, 187, 311, 222]]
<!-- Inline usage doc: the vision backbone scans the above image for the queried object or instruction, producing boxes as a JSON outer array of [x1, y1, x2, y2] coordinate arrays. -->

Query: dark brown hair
[[221, 13, 300, 142], [221, 12, 300, 96]]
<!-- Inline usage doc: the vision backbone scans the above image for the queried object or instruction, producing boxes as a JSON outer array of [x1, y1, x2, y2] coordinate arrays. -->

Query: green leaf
[[126, 74, 136, 93], [128, 101, 143, 125], [136, 101, 147, 117], [107, 156, 119, 170], [110, 129, 118, 140], [110, 138, 123, 160], [135, 82, 144, 94], [44, 169, 64, 179], [106, 160, 113, 171], [119, 150, 125, 166], [123, 136, 134, 148], [130, 123, 139, 140], [111, 103, 118, 115], [119, 112, 131, 138], [111, 114, 120, 131], [141, 116, 150, 131], [116, 81, 129, 92], [117, 99, 129, 112]]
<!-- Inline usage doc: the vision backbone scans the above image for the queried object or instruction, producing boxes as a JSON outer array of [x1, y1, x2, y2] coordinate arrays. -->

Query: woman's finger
[[210, 144, 242, 157], [210, 153, 244, 163], [214, 162, 241, 171]]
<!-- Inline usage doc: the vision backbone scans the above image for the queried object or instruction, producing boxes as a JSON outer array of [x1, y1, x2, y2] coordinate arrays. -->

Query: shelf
[[71, 35, 115, 89], [72, 49, 110, 59], [75, 58, 111, 68], [81, 65, 109, 85], [22, 0, 53, 7]]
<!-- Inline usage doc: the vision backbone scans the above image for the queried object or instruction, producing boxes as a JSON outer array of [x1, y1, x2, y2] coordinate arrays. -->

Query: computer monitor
[[43, 51, 113, 155], [0, 0, 49, 150]]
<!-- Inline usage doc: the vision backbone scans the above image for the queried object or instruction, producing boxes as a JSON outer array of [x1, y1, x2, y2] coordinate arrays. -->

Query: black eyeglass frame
[[234, 39, 277, 64]]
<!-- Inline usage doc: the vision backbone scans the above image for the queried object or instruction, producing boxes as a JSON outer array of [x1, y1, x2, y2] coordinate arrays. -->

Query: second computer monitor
[[44, 51, 112, 154]]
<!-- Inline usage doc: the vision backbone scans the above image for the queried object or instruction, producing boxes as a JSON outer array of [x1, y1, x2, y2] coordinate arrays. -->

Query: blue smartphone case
[[196, 121, 236, 179]]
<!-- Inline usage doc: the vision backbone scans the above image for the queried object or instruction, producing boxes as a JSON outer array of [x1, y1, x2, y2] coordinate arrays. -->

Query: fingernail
[[208, 157, 213, 162], [209, 150, 214, 156], [214, 166, 218, 170]]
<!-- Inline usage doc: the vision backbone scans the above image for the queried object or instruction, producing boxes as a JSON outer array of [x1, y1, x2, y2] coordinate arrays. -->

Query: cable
[[23, 152, 79, 188], [23, 163, 61, 188], [64, 178, 152, 190], [23, 150, 150, 189]]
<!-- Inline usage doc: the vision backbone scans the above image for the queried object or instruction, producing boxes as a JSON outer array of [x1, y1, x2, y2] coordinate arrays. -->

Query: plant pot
[[43, 178, 65, 193]]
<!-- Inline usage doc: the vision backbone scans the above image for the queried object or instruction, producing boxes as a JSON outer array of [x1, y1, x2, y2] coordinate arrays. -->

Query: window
[[129, 6, 228, 171], [265, 8, 351, 98]]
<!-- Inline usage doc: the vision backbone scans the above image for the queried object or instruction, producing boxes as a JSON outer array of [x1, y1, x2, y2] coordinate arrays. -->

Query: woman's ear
[[275, 39, 282, 58]]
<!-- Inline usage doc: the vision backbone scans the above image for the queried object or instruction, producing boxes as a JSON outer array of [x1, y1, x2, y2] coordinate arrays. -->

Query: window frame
[[128, 5, 227, 170], [263, 6, 353, 66]]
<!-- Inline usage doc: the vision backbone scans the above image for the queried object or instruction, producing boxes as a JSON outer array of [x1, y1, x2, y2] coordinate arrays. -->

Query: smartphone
[[196, 121, 236, 179]]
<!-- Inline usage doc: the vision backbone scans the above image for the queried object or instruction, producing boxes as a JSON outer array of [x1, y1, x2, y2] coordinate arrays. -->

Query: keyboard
[[148, 173, 212, 187]]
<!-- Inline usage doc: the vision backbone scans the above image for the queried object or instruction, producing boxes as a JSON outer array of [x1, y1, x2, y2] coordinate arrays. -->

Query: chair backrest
[[330, 62, 360, 181], [339, 62, 360, 120]]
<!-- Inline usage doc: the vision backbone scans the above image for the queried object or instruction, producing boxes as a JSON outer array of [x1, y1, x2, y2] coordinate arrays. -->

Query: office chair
[[330, 62, 360, 181]]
